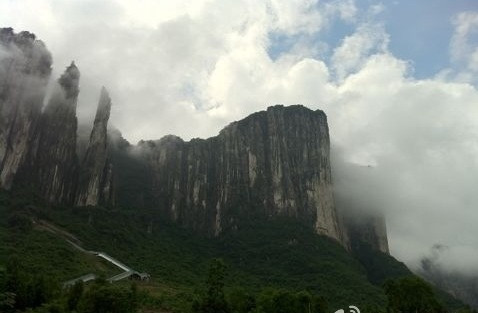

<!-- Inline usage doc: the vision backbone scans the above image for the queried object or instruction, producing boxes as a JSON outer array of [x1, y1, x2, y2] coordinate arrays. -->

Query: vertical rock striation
[[76, 87, 113, 206], [0, 28, 52, 189], [136, 105, 345, 243], [0, 29, 115, 207], [0, 29, 389, 248], [33, 62, 80, 203]]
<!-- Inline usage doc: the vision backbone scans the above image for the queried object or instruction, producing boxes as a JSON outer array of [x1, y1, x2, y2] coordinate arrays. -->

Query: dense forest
[[1, 190, 474, 313], [1, 256, 475, 313]]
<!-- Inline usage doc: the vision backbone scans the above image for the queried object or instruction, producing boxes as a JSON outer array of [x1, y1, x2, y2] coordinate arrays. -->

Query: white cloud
[[269, 0, 324, 34], [448, 11, 478, 82], [2, 1, 478, 278], [420, 244, 478, 275], [469, 46, 478, 71], [332, 23, 389, 80], [324, 0, 357, 23], [450, 11, 478, 63]]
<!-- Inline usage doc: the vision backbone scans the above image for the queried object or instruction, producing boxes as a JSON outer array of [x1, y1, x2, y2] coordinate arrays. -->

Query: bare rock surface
[[0, 28, 52, 188], [76, 87, 113, 206]]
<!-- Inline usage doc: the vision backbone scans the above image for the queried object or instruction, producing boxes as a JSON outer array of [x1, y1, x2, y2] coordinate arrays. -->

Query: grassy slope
[[0, 192, 121, 282]]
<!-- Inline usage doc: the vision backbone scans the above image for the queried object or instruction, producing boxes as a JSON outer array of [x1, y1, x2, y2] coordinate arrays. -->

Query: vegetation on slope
[[0, 190, 471, 313], [0, 192, 120, 281]]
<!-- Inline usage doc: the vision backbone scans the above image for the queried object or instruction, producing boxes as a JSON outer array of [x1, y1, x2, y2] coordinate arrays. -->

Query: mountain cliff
[[76, 87, 114, 206], [0, 28, 114, 207], [1, 28, 474, 311], [32, 62, 80, 203], [0, 28, 387, 251], [132, 106, 344, 241], [0, 28, 52, 189]]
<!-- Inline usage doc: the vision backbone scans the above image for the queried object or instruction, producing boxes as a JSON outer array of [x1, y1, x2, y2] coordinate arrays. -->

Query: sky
[[1, 0, 478, 277]]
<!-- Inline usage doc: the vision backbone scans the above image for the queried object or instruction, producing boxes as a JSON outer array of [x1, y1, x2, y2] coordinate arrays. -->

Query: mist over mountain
[[418, 245, 478, 309], [0, 26, 477, 311], [2, 2, 477, 278], [0, 27, 389, 250]]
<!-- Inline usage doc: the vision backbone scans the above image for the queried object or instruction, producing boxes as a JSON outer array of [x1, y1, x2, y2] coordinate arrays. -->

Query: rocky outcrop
[[32, 62, 80, 203], [76, 87, 114, 206], [135, 105, 345, 242], [0, 28, 52, 189]]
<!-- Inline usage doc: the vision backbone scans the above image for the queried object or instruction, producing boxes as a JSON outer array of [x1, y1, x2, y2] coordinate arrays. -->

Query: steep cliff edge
[[133, 105, 345, 243], [0, 28, 52, 189], [32, 62, 80, 203], [76, 87, 114, 206], [0, 29, 115, 207], [0, 29, 389, 250]]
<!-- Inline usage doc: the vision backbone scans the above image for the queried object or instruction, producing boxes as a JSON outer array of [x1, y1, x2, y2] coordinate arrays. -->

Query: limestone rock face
[[0, 28, 52, 188], [0, 29, 389, 249], [136, 105, 345, 242], [0, 29, 115, 206], [33, 62, 80, 203], [76, 87, 113, 206]]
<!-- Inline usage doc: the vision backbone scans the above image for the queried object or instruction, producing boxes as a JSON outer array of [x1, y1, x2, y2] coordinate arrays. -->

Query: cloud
[[331, 23, 389, 80], [450, 11, 478, 63], [445, 11, 478, 82], [0, 0, 360, 141], [330, 54, 478, 267], [1, 0, 478, 278], [423, 244, 478, 275]]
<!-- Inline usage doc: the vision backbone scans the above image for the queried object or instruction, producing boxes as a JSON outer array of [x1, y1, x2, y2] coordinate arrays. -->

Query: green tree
[[7, 211, 33, 232], [361, 303, 384, 313], [456, 306, 478, 313], [311, 295, 328, 313], [384, 276, 444, 313], [67, 281, 84, 311], [77, 280, 138, 313], [2, 256, 59, 311], [298, 292, 328, 313], [4, 255, 26, 310], [194, 258, 230, 313], [30, 274, 59, 308], [227, 287, 255, 313], [256, 289, 327, 313], [0, 292, 15, 313]]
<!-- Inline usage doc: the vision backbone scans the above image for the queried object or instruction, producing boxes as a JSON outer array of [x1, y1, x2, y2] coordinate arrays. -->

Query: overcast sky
[[2, 0, 478, 276]]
